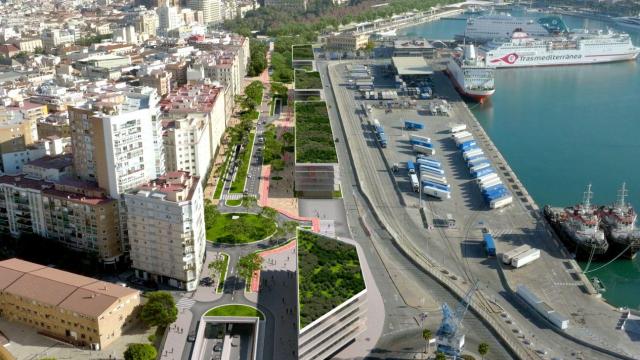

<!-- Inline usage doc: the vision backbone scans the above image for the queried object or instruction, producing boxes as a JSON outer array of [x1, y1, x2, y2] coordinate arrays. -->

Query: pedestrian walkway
[[160, 309, 193, 360], [250, 240, 297, 292], [176, 297, 195, 310]]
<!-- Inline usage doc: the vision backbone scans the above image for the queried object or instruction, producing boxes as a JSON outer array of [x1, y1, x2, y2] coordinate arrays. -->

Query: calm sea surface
[[399, 13, 640, 308]]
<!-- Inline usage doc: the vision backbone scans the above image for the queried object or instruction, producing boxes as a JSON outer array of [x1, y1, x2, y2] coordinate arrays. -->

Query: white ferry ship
[[445, 45, 495, 102], [479, 30, 640, 68], [614, 16, 640, 31], [465, 14, 568, 42]]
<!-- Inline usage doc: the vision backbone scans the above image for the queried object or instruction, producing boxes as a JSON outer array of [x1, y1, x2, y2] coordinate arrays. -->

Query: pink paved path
[[250, 240, 297, 292]]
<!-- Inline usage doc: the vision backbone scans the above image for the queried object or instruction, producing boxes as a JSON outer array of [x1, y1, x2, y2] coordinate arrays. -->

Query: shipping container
[[449, 123, 467, 133], [463, 149, 484, 160], [423, 185, 451, 200], [451, 131, 472, 139], [516, 285, 542, 306], [459, 140, 477, 151], [501, 245, 532, 264], [420, 165, 445, 178], [417, 158, 441, 168], [414, 144, 436, 155], [419, 164, 444, 175], [512, 248, 541, 268], [410, 173, 420, 193], [472, 167, 494, 179], [410, 139, 433, 148], [410, 134, 431, 143], [471, 162, 492, 174], [404, 121, 424, 130], [466, 155, 487, 165], [477, 173, 499, 185], [480, 178, 503, 191], [407, 161, 416, 174], [454, 135, 474, 145], [379, 133, 388, 148], [482, 231, 496, 257], [422, 180, 451, 191], [490, 194, 513, 209], [467, 158, 489, 168], [548, 311, 570, 330], [421, 173, 448, 185]]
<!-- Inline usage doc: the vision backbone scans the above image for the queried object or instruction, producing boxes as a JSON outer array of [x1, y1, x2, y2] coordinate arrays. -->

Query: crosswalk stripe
[[176, 298, 195, 308]]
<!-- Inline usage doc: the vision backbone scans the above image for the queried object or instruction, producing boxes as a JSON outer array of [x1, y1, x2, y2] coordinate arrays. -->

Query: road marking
[[176, 298, 195, 309]]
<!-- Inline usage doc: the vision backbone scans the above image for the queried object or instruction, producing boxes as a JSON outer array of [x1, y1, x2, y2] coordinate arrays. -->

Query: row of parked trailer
[[516, 285, 570, 330], [501, 245, 540, 268], [407, 140, 451, 200], [449, 124, 513, 209]]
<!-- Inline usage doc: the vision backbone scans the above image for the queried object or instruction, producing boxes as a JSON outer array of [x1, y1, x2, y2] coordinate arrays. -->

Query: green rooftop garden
[[295, 101, 337, 163], [206, 211, 276, 244], [292, 44, 314, 61], [205, 304, 265, 320], [294, 70, 322, 90], [298, 230, 365, 328]]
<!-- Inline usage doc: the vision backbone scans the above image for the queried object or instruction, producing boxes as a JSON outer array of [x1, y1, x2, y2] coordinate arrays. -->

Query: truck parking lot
[[324, 59, 640, 359]]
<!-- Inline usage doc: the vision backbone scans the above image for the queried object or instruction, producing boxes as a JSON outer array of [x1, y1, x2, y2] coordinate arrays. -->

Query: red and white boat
[[445, 45, 496, 103]]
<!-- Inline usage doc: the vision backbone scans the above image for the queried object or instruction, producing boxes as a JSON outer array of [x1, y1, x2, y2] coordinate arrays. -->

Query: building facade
[[188, 0, 223, 25], [326, 33, 370, 52], [163, 114, 212, 178], [68, 87, 164, 199], [0, 175, 123, 263], [125, 171, 206, 291], [0, 258, 140, 350]]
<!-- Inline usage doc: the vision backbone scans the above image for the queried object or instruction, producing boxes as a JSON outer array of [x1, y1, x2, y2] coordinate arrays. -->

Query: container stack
[[373, 119, 387, 148], [416, 154, 450, 200], [450, 127, 513, 209], [410, 134, 435, 156]]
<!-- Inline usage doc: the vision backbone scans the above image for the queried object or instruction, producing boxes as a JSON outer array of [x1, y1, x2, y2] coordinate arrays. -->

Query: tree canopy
[[139, 291, 178, 328], [124, 343, 157, 360]]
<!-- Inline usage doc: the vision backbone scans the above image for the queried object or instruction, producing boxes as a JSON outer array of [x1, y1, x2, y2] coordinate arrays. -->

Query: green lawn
[[230, 132, 255, 193], [294, 70, 322, 90], [206, 213, 276, 244], [216, 253, 229, 293], [292, 44, 314, 60], [298, 230, 365, 328], [214, 151, 232, 199], [226, 199, 242, 206], [205, 304, 265, 320]]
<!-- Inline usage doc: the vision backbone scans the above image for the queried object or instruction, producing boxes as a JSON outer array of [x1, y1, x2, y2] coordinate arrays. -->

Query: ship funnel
[[464, 44, 476, 60]]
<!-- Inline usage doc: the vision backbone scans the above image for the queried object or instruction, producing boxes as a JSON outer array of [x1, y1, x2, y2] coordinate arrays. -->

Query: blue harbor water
[[400, 14, 640, 309]]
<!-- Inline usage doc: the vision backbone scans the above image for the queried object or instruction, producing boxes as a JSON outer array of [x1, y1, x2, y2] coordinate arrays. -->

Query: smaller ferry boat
[[445, 44, 495, 102], [544, 184, 609, 260]]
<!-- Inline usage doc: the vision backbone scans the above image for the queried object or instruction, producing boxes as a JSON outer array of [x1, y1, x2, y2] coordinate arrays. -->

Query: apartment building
[[157, 4, 182, 36], [163, 114, 211, 178], [68, 86, 164, 199], [188, 0, 224, 25], [134, 9, 159, 37], [125, 171, 206, 291], [41, 29, 75, 53], [189, 52, 241, 97], [141, 69, 172, 96], [0, 174, 122, 262], [160, 83, 226, 168], [0, 101, 46, 173], [9, 38, 43, 53], [0, 258, 140, 350]]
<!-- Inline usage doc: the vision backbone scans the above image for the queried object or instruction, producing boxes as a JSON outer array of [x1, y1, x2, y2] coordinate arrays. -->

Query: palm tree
[[478, 342, 489, 360], [422, 328, 433, 358]]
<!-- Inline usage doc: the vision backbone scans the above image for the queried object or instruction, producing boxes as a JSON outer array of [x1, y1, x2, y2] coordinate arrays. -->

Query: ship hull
[[486, 52, 639, 68], [543, 206, 610, 260], [444, 69, 495, 103], [606, 237, 640, 260]]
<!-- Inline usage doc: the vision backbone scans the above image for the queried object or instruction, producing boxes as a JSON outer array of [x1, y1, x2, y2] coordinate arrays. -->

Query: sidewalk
[[250, 240, 297, 292], [160, 309, 193, 360]]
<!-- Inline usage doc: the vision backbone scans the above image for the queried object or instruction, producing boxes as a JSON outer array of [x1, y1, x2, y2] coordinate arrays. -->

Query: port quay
[[317, 54, 640, 359]]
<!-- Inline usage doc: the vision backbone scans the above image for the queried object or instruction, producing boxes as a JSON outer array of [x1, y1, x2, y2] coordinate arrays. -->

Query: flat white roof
[[392, 57, 434, 76]]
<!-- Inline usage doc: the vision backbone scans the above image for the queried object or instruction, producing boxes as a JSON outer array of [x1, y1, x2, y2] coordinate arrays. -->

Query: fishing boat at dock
[[598, 183, 640, 260]]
